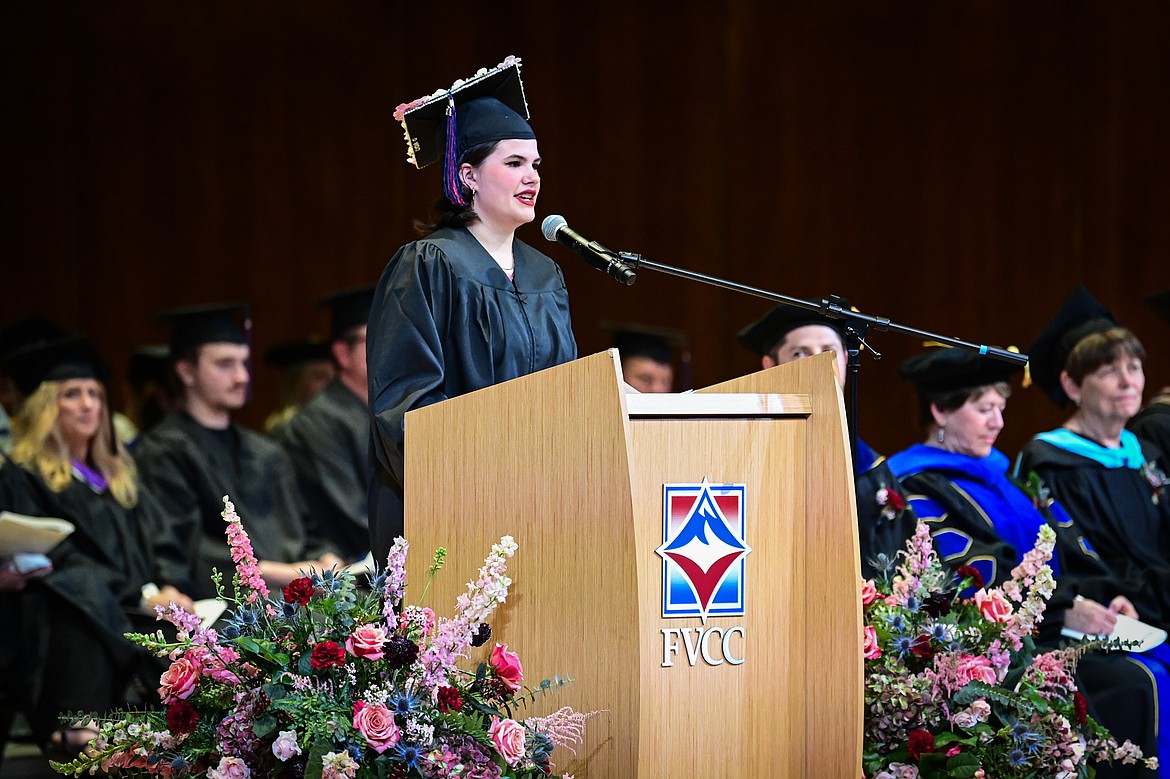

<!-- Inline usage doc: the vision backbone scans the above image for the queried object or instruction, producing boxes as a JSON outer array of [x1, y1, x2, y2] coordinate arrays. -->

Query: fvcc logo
[[656, 479, 750, 668]]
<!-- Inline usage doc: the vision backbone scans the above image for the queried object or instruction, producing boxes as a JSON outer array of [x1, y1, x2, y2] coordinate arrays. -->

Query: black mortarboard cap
[[603, 323, 689, 366], [393, 56, 534, 206], [264, 339, 333, 369], [899, 345, 1023, 396], [158, 302, 250, 357], [1026, 285, 1118, 407], [321, 286, 375, 341], [1, 334, 109, 397], [736, 300, 852, 357], [128, 344, 171, 388], [1147, 289, 1170, 328], [0, 316, 65, 364]]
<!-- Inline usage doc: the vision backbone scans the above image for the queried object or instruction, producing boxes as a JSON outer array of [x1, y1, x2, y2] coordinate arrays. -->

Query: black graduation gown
[[12, 466, 176, 737], [853, 457, 920, 580], [135, 410, 333, 599], [272, 380, 370, 562], [1017, 436, 1170, 617], [367, 226, 577, 563], [1130, 401, 1170, 473]]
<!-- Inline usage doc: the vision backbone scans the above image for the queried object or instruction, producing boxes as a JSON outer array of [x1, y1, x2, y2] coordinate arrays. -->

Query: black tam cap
[[1, 334, 109, 397], [393, 56, 534, 206], [1026, 286, 1118, 407], [128, 345, 171, 388], [899, 345, 1023, 396], [321, 286, 375, 341], [736, 300, 852, 357], [1147, 289, 1170, 328], [264, 340, 333, 369], [158, 302, 250, 357]]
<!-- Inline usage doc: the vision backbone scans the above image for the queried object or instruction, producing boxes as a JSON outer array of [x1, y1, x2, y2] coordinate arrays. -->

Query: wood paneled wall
[[3, 0, 1168, 457]]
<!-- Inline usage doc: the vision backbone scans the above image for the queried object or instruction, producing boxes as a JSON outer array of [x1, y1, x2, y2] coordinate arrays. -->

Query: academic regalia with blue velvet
[[853, 449, 920, 580], [889, 443, 1170, 778], [367, 226, 577, 563], [273, 379, 371, 562]]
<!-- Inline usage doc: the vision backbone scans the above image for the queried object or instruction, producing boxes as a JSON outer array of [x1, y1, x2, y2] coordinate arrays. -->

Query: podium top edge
[[625, 392, 812, 418]]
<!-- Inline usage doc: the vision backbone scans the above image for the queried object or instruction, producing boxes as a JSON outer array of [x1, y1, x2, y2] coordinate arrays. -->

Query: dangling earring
[[936, 427, 945, 444]]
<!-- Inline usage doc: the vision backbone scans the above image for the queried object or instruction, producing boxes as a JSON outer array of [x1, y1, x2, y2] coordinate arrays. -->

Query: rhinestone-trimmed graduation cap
[[393, 56, 534, 206]]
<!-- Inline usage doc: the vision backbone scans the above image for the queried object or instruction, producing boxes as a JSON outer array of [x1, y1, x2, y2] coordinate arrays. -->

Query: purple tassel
[[442, 94, 466, 206]]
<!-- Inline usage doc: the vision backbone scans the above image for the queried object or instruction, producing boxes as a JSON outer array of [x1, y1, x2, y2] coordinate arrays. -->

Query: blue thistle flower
[[891, 635, 914, 657], [347, 742, 363, 762], [392, 743, 422, 768], [1008, 748, 1028, 767], [904, 594, 920, 613], [390, 690, 419, 715], [888, 614, 907, 632], [219, 624, 241, 640], [169, 756, 191, 776], [927, 623, 951, 642]]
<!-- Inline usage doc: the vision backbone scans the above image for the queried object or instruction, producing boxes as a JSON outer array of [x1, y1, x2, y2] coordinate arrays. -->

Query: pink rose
[[974, 588, 1012, 623], [956, 654, 998, 686], [352, 701, 400, 753], [861, 579, 879, 606], [346, 624, 388, 661], [158, 657, 201, 703], [208, 756, 251, 779], [489, 716, 527, 766], [863, 625, 882, 659], [491, 643, 524, 693]]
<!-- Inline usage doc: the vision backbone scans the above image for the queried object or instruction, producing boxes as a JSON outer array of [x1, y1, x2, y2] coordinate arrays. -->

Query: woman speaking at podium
[[368, 57, 578, 563]]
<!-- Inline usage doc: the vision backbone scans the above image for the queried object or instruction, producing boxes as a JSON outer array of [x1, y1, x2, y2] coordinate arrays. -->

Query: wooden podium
[[403, 351, 861, 778]]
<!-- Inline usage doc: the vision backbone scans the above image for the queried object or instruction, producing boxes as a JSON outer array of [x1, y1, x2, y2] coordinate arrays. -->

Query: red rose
[[310, 640, 346, 670], [437, 686, 463, 714], [166, 700, 200, 734], [887, 488, 906, 511], [907, 727, 936, 759], [283, 577, 316, 606], [910, 635, 934, 659], [1074, 691, 1088, 725], [956, 564, 984, 590]]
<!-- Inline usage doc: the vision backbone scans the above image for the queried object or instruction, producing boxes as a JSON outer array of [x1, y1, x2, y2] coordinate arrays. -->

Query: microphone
[[541, 215, 636, 286]]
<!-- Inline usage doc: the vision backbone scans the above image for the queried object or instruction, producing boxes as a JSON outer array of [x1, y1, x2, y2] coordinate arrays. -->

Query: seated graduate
[[273, 287, 375, 564], [261, 337, 336, 434], [1016, 286, 1170, 592], [134, 304, 342, 600], [888, 345, 1170, 779], [4, 335, 195, 756], [607, 324, 688, 393], [119, 344, 177, 448], [736, 301, 917, 577], [1128, 289, 1170, 472]]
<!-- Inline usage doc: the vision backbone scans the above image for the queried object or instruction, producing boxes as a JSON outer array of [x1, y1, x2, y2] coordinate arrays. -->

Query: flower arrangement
[[52, 497, 588, 779], [862, 521, 1156, 778], [1140, 459, 1167, 506]]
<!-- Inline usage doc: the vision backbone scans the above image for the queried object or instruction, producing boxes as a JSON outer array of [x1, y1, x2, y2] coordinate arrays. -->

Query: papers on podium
[[0, 510, 74, 558]]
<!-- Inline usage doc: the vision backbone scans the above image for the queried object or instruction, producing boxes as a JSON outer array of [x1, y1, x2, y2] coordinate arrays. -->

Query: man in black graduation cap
[[134, 304, 343, 599], [608, 324, 688, 393], [737, 302, 917, 577], [273, 287, 374, 563], [1128, 289, 1170, 470], [262, 339, 336, 434]]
